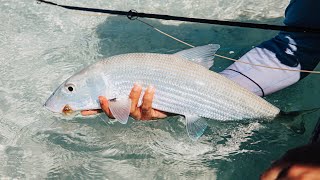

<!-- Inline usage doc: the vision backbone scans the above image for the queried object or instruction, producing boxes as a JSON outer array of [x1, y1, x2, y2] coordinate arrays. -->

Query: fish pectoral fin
[[185, 114, 208, 141], [174, 44, 220, 69], [108, 98, 132, 124]]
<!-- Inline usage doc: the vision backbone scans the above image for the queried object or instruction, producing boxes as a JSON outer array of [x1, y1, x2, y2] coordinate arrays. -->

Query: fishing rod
[[36, 0, 320, 34]]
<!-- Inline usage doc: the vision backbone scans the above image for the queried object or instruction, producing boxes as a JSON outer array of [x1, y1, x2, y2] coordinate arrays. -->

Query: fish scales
[[98, 53, 280, 120]]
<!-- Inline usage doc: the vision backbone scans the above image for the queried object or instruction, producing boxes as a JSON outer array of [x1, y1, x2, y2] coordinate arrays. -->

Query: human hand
[[81, 84, 168, 120], [260, 144, 320, 180]]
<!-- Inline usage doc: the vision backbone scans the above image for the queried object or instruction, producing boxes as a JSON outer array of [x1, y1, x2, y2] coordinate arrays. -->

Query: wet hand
[[261, 165, 320, 180], [81, 84, 168, 120], [128, 84, 168, 120], [260, 144, 320, 180]]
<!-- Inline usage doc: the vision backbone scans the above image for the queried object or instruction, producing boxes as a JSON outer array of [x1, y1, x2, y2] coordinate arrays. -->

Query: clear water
[[1, 0, 319, 179]]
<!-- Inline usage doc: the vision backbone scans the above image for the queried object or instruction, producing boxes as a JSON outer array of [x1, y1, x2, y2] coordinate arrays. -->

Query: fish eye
[[65, 84, 76, 93], [68, 86, 73, 92]]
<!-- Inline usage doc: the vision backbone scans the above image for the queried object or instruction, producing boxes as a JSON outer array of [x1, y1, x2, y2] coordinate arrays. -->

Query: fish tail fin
[[280, 107, 320, 134]]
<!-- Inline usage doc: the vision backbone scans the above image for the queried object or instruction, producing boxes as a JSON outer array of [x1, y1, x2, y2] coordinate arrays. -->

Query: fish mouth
[[62, 104, 74, 115]]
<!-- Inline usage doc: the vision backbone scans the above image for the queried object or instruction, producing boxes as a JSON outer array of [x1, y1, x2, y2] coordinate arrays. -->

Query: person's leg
[[220, 0, 320, 97], [219, 37, 301, 97]]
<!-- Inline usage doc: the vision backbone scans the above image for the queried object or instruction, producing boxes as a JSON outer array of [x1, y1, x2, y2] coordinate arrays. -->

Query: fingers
[[261, 162, 320, 180], [129, 84, 168, 120], [260, 163, 289, 180], [129, 84, 142, 119], [80, 97, 112, 118], [81, 110, 101, 116], [261, 165, 320, 180], [129, 84, 155, 120], [152, 109, 169, 119], [140, 86, 155, 120], [82, 84, 167, 121], [285, 165, 320, 179], [99, 96, 114, 118]]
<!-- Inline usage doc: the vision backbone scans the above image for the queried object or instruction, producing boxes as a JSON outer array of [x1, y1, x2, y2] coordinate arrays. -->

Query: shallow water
[[1, 0, 319, 179]]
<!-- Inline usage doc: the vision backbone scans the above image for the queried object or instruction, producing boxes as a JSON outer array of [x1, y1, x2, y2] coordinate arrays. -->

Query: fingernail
[[147, 85, 155, 93], [98, 96, 104, 104], [133, 83, 141, 92]]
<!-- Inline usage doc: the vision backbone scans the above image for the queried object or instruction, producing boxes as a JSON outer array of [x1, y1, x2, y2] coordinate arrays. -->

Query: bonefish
[[45, 44, 285, 140]]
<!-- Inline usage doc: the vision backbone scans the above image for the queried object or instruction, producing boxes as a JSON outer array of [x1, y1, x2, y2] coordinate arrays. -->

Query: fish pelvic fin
[[185, 114, 208, 141], [108, 98, 131, 124], [174, 44, 220, 69]]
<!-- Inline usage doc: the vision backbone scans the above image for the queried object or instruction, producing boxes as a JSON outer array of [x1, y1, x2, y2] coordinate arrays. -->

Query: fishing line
[[37, 0, 320, 74], [136, 19, 320, 74]]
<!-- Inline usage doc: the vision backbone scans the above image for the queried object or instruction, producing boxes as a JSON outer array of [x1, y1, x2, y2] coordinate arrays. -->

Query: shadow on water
[[95, 16, 281, 72]]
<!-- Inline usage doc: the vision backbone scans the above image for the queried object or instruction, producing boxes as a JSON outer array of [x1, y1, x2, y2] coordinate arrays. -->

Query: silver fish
[[45, 44, 280, 140]]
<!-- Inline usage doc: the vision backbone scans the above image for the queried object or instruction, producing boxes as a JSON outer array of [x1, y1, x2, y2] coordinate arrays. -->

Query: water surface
[[0, 0, 319, 179]]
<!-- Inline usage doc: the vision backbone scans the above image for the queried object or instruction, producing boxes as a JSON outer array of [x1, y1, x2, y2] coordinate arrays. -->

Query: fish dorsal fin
[[174, 44, 220, 69], [185, 114, 208, 141], [108, 98, 131, 124]]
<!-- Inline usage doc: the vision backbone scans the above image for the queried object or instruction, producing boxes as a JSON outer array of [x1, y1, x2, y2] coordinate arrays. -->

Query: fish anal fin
[[185, 114, 208, 141]]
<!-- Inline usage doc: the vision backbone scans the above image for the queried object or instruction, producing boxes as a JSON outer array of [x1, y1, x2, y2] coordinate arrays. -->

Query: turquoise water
[[0, 0, 319, 179]]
